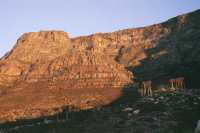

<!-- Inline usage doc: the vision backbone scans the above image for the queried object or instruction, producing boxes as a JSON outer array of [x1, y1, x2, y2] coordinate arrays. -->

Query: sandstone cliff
[[0, 9, 199, 123], [71, 9, 200, 86], [0, 30, 132, 87]]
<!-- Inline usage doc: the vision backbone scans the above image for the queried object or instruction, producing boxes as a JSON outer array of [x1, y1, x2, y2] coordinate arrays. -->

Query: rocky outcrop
[[0, 9, 200, 123], [1, 10, 200, 87], [0, 31, 132, 87], [0, 31, 72, 86], [0, 30, 133, 123], [71, 9, 200, 86]]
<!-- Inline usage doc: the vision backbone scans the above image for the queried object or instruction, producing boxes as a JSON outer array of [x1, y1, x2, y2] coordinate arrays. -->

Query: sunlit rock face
[[0, 30, 133, 87], [0, 31, 134, 123], [0, 31, 72, 85], [3, 31, 71, 62], [0, 10, 200, 87], [0, 9, 199, 123]]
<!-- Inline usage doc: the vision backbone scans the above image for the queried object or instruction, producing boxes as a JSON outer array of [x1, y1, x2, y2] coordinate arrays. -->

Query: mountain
[[0, 9, 200, 123], [0, 31, 132, 86]]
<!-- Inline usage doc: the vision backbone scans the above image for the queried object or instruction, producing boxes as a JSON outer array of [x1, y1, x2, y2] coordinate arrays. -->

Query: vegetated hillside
[[0, 9, 199, 124]]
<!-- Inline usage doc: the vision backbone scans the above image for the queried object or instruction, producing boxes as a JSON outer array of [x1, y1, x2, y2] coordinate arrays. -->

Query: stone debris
[[123, 107, 133, 112], [133, 109, 140, 115], [195, 120, 200, 133]]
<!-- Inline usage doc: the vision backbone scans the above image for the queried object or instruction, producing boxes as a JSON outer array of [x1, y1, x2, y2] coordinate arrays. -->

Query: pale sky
[[0, 0, 200, 57]]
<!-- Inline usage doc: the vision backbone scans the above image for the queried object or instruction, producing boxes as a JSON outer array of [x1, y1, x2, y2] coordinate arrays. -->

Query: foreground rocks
[[1, 89, 200, 133], [195, 120, 200, 133]]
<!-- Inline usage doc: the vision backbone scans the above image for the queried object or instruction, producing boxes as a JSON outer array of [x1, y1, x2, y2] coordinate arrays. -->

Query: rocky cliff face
[[0, 30, 133, 122], [0, 31, 132, 87], [71, 9, 200, 86], [0, 31, 72, 85], [1, 10, 200, 87], [0, 10, 199, 122]]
